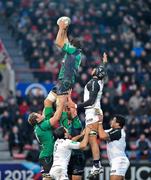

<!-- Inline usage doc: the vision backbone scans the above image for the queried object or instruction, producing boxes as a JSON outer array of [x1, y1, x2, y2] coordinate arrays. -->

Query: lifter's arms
[[55, 20, 69, 48], [50, 95, 67, 126], [71, 128, 87, 141], [71, 127, 90, 149], [98, 123, 110, 140], [79, 127, 91, 149]]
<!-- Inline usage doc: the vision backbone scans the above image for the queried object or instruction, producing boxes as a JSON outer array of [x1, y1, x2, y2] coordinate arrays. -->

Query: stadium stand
[[0, 0, 151, 165]]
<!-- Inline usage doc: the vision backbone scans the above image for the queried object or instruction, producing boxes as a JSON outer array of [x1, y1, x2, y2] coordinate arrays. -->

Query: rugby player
[[60, 95, 85, 180], [49, 126, 90, 180], [69, 53, 108, 178], [98, 115, 130, 180], [28, 95, 67, 180], [47, 17, 83, 105]]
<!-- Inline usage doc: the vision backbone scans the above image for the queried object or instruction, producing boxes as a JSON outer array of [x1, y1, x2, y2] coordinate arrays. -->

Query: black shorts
[[39, 156, 53, 174], [68, 153, 85, 176], [52, 80, 73, 95]]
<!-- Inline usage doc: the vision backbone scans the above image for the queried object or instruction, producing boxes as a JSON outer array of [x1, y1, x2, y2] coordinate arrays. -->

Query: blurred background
[[0, 0, 151, 179]]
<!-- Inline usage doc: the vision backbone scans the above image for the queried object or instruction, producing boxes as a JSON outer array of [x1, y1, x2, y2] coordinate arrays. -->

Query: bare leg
[[110, 175, 124, 180], [72, 175, 82, 180], [89, 136, 100, 160]]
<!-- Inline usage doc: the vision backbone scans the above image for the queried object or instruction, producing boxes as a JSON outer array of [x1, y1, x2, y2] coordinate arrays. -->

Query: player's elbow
[[55, 41, 64, 48]]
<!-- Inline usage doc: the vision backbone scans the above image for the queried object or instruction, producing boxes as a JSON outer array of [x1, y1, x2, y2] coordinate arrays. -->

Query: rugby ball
[[57, 16, 71, 25]]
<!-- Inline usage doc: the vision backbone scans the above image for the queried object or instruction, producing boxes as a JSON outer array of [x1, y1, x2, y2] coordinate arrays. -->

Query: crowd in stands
[[0, 0, 151, 161]]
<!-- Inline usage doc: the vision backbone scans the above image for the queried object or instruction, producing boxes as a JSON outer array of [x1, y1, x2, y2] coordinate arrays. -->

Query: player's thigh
[[87, 121, 99, 132], [110, 158, 129, 178], [45, 91, 57, 104]]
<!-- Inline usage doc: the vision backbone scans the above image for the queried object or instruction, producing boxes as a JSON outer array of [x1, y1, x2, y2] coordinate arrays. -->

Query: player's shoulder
[[87, 78, 99, 85], [87, 78, 100, 89]]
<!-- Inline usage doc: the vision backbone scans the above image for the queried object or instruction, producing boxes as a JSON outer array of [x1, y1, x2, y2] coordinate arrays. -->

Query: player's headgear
[[94, 65, 107, 80], [28, 112, 38, 126], [114, 115, 126, 128], [53, 126, 65, 139]]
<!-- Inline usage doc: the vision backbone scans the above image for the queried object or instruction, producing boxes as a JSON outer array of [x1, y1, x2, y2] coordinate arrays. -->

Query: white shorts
[[85, 108, 103, 126], [110, 157, 130, 176], [46, 91, 57, 103], [50, 165, 69, 180]]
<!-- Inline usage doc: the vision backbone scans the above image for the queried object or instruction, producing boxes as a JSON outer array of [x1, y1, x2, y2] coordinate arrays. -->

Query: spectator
[[136, 134, 151, 161], [8, 126, 24, 156], [19, 100, 29, 116], [1, 110, 11, 138], [128, 90, 143, 114]]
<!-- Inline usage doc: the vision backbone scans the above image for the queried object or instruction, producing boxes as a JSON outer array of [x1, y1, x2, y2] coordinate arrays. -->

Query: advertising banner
[[0, 162, 150, 180], [84, 162, 151, 180], [0, 162, 41, 180], [16, 82, 54, 97]]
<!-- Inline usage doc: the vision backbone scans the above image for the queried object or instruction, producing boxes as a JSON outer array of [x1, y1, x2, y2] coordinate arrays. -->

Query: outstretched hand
[[102, 52, 108, 64], [58, 20, 68, 30]]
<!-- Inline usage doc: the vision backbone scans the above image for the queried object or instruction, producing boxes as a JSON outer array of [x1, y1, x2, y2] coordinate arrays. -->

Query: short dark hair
[[53, 126, 65, 139], [28, 112, 38, 126], [114, 115, 126, 128], [70, 38, 82, 49]]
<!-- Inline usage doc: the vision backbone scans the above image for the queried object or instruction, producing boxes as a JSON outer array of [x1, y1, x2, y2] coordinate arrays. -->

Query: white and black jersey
[[78, 78, 104, 110], [105, 128, 128, 162], [105, 128, 130, 176], [52, 139, 80, 168], [78, 78, 104, 125]]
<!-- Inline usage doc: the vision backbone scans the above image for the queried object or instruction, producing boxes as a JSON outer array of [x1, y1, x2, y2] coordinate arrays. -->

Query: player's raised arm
[[55, 18, 69, 48], [50, 95, 67, 126], [102, 52, 108, 64]]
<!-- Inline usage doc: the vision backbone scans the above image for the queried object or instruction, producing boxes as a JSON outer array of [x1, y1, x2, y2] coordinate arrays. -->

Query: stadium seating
[[0, 0, 151, 162]]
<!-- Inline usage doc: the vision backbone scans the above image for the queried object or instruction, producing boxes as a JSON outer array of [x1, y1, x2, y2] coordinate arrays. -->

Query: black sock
[[93, 159, 100, 168]]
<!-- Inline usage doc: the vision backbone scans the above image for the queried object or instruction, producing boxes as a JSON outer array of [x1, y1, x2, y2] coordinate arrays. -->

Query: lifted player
[[47, 17, 83, 105], [69, 53, 108, 178]]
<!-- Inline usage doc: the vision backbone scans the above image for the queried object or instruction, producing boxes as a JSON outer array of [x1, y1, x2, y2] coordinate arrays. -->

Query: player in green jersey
[[55, 19, 83, 95], [59, 96, 85, 180], [28, 95, 67, 180]]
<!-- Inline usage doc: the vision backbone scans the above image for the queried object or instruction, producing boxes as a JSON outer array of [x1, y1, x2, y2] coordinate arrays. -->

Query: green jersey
[[60, 112, 84, 157], [59, 112, 82, 135], [58, 42, 82, 81], [44, 107, 54, 120], [34, 107, 54, 159]]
